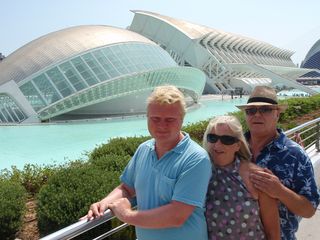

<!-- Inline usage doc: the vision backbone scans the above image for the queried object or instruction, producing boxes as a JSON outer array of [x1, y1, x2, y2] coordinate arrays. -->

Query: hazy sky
[[2, 0, 320, 65]]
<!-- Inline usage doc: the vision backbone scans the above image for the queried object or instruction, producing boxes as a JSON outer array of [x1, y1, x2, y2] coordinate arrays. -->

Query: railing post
[[316, 122, 320, 152]]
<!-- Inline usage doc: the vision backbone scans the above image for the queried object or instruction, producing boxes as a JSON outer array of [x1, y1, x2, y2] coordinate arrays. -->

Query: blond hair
[[203, 115, 251, 161], [147, 85, 186, 116]]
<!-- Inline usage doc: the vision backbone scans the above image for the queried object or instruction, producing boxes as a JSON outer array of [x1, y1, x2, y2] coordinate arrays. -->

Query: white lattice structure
[[129, 10, 318, 95]]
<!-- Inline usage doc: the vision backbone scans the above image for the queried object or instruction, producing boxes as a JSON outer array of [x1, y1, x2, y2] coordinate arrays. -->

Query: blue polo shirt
[[121, 133, 212, 240]]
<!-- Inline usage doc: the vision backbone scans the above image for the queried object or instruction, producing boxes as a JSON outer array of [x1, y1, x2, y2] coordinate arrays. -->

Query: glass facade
[[19, 43, 176, 113], [301, 51, 320, 78], [0, 94, 26, 123], [37, 67, 204, 120]]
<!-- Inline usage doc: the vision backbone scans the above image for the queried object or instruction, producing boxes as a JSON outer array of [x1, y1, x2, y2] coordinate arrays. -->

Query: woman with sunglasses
[[203, 115, 280, 240]]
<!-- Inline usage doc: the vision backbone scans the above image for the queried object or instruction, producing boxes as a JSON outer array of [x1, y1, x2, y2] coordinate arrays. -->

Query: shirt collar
[[245, 128, 286, 151], [146, 132, 190, 154]]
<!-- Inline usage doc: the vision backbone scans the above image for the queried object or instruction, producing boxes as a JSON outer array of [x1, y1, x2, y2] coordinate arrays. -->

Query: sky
[[1, 0, 320, 65]]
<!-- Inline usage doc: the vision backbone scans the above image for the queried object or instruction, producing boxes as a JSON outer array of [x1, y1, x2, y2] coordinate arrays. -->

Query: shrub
[[37, 163, 121, 237], [0, 180, 27, 239], [5, 164, 59, 195], [183, 120, 209, 144], [89, 154, 131, 172], [280, 95, 320, 122], [90, 136, 150, 160]]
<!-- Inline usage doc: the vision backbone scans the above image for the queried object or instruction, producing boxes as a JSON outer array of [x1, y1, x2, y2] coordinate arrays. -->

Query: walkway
[[296, 145, 320, 239]]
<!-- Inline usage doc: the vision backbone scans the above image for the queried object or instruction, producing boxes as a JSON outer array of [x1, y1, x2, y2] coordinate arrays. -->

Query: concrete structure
[[0, 25, 205, 124], [129, 10, 318, 95]]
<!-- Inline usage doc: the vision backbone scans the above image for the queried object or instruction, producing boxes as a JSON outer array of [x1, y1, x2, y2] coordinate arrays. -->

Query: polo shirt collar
[[146, 132, 190, 154]]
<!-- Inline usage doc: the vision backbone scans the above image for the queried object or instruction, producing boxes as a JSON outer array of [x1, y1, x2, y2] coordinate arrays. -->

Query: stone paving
[[296, 146, 320, 239]]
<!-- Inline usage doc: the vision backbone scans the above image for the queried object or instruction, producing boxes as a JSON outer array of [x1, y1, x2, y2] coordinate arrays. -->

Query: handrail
[[285, 117, 320, 152], [285, 118, 320, 138], [40, 118, 320, 240], [40, 210, 116, 240]]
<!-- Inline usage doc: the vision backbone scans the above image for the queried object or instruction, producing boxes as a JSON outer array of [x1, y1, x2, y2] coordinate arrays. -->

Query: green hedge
[[280, 95, 320, 123], [0, 164, 59, 195], [89, 153, 131, 172], [37, 163, 121, 236], [89, 136, 150, 160], [0, 180, 26, 239]]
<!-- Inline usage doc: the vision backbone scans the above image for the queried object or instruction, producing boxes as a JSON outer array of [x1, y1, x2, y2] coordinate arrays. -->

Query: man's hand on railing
[[108, 197, 132, 223], [80, 200, 109, 221]]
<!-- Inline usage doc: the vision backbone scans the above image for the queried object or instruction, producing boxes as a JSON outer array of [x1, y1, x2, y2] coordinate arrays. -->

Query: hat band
[[247, 97, 278, 104]]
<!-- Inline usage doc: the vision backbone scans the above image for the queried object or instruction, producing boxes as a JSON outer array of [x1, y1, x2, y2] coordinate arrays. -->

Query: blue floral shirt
[[246, 129, 320, 240]]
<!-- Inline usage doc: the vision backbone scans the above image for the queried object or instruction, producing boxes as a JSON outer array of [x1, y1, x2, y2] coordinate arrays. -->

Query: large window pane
[[82, 53, 109, 81], [33, 74, 61, 104], [0, 94, 27, 122], [20, 82, 47, 111], [46, 67, 73, 97], [71, 57, 99, 86], [59, 62, 87, 91]]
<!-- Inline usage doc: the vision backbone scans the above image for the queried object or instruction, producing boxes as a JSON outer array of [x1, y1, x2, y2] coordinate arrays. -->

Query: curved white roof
[[131, 10, 294, 63], [0, 25, 155, 84], [131, 10, 212, 39]]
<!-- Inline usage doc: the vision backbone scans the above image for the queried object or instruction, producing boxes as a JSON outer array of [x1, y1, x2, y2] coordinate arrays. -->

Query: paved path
[[296, 146, 320, 239], [296, 208, 320, 239]]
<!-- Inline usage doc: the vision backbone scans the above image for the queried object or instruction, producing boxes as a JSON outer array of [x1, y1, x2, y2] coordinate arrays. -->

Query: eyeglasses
[[207, 134, 239, 145], [245, 106, 276, 116]]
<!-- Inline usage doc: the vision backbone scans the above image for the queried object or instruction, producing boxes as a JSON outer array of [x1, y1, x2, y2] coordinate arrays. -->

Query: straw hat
[[236, 86, 287, 112]]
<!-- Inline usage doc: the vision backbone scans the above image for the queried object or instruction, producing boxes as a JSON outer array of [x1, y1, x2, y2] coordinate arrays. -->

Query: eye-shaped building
[[0, 25, 205, 124]]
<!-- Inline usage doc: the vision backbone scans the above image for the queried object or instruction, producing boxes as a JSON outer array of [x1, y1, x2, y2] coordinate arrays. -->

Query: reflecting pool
[[0, 96, 246, 170]]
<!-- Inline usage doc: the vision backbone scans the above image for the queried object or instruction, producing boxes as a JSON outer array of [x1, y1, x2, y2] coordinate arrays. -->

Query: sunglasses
[[245, 106, 276, 116], [207, 134, 239, 145]]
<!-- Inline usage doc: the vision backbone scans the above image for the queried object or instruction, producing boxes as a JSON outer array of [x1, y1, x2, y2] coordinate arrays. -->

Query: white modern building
[[129, 10, 318, 95], [1, 10, 318, 124], [0, 25, 205, 124]]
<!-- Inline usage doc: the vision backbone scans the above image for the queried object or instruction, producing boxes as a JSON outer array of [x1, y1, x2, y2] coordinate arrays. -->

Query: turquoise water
[[0, 97, 247, 170]]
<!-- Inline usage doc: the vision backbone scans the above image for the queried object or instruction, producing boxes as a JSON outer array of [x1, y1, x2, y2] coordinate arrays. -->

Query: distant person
[[83, 85, 212, 240], [203, 115, 280, 239], [236, 85, 320, 239]]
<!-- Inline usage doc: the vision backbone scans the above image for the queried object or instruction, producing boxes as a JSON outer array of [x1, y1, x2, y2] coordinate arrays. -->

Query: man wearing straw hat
[[236, 85, 320, 240]]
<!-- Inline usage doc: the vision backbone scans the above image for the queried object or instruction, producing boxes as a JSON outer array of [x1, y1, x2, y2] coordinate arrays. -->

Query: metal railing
[[40, 209, 129, 240], [40, 117, 320, 240], [285, 117, 320, 152]]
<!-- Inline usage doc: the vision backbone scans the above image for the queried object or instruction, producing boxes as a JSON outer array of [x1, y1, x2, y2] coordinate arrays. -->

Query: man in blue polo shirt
[[85, 85, 212, 240]]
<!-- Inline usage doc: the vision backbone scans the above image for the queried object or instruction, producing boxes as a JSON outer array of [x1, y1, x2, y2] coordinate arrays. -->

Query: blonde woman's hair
[[203, 115, 251, 161], [147, 85, 186, 116]]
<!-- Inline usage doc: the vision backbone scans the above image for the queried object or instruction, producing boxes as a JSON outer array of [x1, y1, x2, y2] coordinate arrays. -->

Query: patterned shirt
[[206, 158, 266, 240], [246, 129, 320, 240]]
